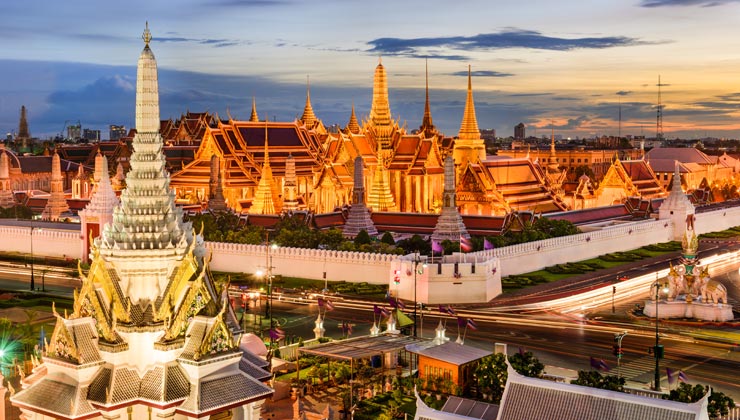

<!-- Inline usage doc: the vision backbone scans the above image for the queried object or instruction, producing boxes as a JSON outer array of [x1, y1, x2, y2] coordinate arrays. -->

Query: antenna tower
[[656, 75, 664, 141]]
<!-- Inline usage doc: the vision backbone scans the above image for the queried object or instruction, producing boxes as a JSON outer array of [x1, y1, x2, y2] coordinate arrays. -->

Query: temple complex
[[12, 24, 273, 420]]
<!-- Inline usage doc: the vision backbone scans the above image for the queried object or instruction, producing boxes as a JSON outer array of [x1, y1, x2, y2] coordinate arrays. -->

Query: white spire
[[135, 22, 160, 133]]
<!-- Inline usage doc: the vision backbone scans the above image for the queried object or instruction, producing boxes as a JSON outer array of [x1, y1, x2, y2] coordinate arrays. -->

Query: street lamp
[[29, 225, 35, 291], [651, 278, 669, 391], [256, 236, 278, 356], [412, 252, 427, 338]]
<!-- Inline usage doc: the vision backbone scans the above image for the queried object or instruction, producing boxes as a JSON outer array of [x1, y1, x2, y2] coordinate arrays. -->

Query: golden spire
[[301, 76, 317, 129], [458, 65, 480, 140], [142, 21, 152, 46], [370, 59, 392, 127], [420, 58, 435, 134], [250, 115, 281, 214], [347, 103, 360, 134], [249, 97, 259, 122], [264, 114, 270, 166]]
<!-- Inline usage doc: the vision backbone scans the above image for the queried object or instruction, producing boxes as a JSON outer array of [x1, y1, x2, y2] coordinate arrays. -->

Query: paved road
[[268, 299, 740, 400]]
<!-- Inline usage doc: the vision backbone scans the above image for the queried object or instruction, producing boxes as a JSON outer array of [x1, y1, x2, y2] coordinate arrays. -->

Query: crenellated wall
[[1, 204, 740, 290], [0, 225, 82, 259], [207, 241, 396, 285]]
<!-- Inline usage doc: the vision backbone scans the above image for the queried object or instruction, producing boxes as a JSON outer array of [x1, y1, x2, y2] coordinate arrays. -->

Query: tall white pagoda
[[12, 24, 273, 420]]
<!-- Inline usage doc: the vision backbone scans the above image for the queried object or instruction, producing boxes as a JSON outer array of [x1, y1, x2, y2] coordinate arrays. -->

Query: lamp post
[[29, 225, 35, 291], [256, 234, 278, 350], [412, 252, 427, 338], [652, 277, 668, 392]]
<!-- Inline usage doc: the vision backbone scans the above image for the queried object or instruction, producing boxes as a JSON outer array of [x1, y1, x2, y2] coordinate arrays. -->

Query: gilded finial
[[142, 21, 152, 46]]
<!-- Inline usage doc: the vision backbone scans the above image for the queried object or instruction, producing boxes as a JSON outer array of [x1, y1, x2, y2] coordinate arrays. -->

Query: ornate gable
[[47, 312, 81, 364]]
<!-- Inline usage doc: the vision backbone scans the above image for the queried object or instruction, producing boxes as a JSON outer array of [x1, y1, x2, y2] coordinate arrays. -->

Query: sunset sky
[[2, 0, 740, 139]]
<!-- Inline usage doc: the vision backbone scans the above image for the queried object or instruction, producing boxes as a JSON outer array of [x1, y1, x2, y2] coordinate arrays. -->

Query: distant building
[[83, 128, 100, 142], [67, 123, 81, 140], [514, 122, 525, 140], [480, 128, 496, 141], [109, 124, 126, 140]]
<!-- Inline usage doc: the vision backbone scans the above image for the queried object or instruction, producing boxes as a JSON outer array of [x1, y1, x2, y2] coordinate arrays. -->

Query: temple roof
[[405, 341, 492, 366], [497, 367, 708, 420], [646, 147, 714, 165]]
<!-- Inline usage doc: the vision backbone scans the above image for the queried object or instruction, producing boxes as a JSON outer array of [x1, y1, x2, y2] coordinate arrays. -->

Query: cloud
[[448, 70, 514, 77], [157, 36, 240, 48], [507, 92, 553, 97], [640, 0, 740, 7], [367, 29, 652, 60], [208, 0, 291, 6], [616, 90, 632, 96]]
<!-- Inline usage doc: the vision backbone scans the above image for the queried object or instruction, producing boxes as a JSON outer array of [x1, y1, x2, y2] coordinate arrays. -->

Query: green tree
[[354, 230, 372, 246], [318, 228, 346, 250], [380, 231, 396, 245], [508, 350, 545, 378], [664, 383, 736, 419], [396, 234, 431, 255], [474, 353, 507, 403], [572, 165, 595, 181], [570, 370, 625, 392], [474, 351, 545, 403]]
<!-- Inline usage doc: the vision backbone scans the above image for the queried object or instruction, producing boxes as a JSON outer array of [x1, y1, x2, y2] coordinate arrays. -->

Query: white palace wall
[[0, 225, 82, 260], [1, 204, 740, 290], [207, 242, 395, 285]]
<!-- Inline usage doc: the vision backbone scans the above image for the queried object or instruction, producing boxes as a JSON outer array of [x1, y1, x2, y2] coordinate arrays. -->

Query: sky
[[2, 0, 740, 140]]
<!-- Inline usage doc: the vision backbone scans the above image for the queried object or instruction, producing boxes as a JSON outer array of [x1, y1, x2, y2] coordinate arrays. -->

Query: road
[[3, 259, 739, 401], [266, 299, 740, 400]]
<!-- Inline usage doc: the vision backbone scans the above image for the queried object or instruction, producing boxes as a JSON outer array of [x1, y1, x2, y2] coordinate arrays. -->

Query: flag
[[446, 305, 457, 316], [438, 304, 447, 314], [380, 307, 390, 318], [678, 371, 689, 383], [484, 238, 494, 250], [460, 235, 473, 252], [324, 300, 335, 311], [396, 299, 407, 310], [518, 347, 525, 356], [466, 318, 478, 330], [318, 297, 325, 307], [590, 357, 609, 371], [432, 240, 444, 253], [388, 296, 398, 309], [269, 328, 286, 341], [457, 317, 467, 328], [374, 305, 382, 316], [666, 367, 675, 385]]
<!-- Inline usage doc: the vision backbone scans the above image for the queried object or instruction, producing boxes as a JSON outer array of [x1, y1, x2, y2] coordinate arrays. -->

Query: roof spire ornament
[[142, 21, 152, 46], [420, 58, 436, 136]]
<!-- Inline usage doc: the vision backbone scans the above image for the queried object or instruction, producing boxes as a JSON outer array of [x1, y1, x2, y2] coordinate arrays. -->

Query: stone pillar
[[313, 314, 325, 339]]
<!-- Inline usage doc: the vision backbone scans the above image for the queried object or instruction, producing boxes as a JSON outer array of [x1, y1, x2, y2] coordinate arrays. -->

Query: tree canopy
[[664, 383, 736, 419]]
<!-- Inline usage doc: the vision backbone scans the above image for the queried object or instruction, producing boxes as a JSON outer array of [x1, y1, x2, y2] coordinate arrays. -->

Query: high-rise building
[[514, 122, 526, 140], [109, 124, 126, 140], [83, 128, 101, 142], [67, 122, 81, 140]]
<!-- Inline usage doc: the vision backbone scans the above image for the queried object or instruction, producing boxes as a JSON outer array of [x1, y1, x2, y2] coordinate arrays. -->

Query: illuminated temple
[[169, 59, 580, 219], [11, 25, 272, 420]]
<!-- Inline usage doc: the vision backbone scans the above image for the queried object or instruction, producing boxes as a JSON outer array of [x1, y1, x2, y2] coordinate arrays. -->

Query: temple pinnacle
[[142, 21, 152, 46]]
